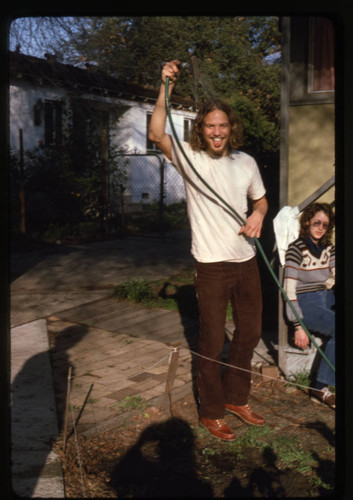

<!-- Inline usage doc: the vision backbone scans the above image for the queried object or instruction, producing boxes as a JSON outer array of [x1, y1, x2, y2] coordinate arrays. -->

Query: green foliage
[[272, 436, 316, 474], [146, 200, 188, 232], [123, 200, 189, 235], [112, 279, 154, 303], [162, 200, 189, 229], [111, 268, 197, 315], [62, 16, 281, 153], [200, 425, 326, 484], [42, 222, 77, 242], [231, 93, 279, 154], [228, 425, 274, 456], [11, 17, 281, 236], [287, 370, 311, 389], [10, 100, 127, 236], [113, 396, 150, 415], [10, 143, 82, 232]]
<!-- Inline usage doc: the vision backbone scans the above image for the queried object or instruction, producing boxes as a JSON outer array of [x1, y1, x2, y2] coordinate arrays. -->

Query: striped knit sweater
[[283, 238, 335, 326]]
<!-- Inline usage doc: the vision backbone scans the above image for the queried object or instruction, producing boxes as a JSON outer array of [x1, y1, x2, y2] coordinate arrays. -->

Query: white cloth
[[273, 205, 300, 266], [170, 137, 266, 263]]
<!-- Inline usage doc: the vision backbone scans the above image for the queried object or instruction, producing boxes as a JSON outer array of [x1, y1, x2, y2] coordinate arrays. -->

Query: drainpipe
[[278, 17, 291, 377], [19, 129, 26, 235]]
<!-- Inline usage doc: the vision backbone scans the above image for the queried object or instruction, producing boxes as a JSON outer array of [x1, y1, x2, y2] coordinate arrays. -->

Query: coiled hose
[[165, 77, 335, 374]]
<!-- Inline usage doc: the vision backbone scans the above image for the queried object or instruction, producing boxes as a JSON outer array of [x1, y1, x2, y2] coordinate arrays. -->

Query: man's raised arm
[[148, 60, 181, 162]]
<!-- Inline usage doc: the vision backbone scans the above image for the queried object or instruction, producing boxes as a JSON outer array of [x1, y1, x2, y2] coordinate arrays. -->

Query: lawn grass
[[111, 267, 233, 320]]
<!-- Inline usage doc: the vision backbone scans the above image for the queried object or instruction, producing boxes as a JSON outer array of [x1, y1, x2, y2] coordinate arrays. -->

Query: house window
[[44, 100, 63, 146], [309, 17, 335, 93], [184, 118, 193, 142], [146, 112, 193, 149]]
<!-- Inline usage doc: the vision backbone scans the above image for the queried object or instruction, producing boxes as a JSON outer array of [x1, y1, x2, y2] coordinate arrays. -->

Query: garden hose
[[165, 76, 335, 374]]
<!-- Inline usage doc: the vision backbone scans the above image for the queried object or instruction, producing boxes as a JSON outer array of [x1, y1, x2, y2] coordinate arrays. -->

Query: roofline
[[9, 51, 196, 111]]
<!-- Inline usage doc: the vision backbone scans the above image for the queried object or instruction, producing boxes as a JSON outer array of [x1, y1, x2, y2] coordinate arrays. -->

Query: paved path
[[55, 296, 200, 348], [10, 234, 195, 497], [46, 295, 275, 436], [11, 319, 65, 498], [9, 234, 277, 497], [10, 234, 194, 327]]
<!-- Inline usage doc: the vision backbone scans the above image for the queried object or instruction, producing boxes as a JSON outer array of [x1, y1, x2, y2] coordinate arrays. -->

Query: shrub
[[112, 278, 154, 303]]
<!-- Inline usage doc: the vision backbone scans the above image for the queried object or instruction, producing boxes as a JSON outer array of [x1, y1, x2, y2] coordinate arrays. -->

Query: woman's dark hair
[[189, 99, 244, 154], [299, 202, 335, 245]]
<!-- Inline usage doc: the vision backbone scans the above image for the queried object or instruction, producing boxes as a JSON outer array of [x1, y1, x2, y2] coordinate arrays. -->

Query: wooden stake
[[63, 366, 72, 452], [19, 129, 26, 234], [162, 348, 179, 415]]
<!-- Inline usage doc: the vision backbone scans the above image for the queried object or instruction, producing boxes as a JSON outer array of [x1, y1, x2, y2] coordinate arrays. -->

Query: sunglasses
[[311, 220, 329, 229]]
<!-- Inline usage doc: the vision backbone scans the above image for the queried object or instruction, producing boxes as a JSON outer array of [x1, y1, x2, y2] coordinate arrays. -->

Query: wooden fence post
[[19, 129, 26, 234], [63, 366, 72, 452], [162, 348, 179, 415]]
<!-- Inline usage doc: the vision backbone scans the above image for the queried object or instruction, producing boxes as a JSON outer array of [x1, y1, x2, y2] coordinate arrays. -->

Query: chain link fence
[[107, 153, 188, 237], [10, 146, 189, 242]]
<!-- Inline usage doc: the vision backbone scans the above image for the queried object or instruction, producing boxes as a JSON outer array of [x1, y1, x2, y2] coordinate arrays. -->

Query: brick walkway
[[48, 315, 192, 436], [47, 296, 276, 437], [10, 235, 277, 496]]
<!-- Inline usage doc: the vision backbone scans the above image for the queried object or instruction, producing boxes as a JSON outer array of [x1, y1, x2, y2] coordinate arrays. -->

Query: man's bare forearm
[[148, 60, 181, 160], [148, 83, 169, 144]]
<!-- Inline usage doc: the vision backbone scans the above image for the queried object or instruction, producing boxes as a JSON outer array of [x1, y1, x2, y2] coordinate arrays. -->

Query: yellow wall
[[288, 103, 335, 207]]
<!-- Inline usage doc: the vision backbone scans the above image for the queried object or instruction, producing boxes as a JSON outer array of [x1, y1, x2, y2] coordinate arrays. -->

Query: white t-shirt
[[170, 137, 266, 263]]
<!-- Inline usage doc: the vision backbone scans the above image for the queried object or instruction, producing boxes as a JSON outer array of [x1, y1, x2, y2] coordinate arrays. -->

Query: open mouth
[[211, 137, 224, 148]]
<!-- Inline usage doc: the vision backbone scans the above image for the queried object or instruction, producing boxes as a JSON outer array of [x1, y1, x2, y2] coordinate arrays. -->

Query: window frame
[[289, 16, 335, 105], [307, 17, 335, 95], [183, 118, 193, 142], [44, 99, 63, 146]]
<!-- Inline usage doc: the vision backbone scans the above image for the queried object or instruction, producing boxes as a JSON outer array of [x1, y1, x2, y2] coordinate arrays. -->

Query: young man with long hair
[[149, 60, 268, 440]]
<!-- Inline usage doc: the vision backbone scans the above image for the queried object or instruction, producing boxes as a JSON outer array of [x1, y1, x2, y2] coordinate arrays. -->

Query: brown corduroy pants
[[194, 257, 263, 419]]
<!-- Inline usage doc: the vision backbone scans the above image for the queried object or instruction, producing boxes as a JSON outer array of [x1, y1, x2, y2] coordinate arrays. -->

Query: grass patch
[[111, 278, 154, 303], [111, 269, 195, 312], [227, 425, 274, 457], [287, 371, 336, 399], [235, 430, 322, 480], [111, 267, 234, 321], [272, 435, 315, 474], [287, 369, 311, 389], [198, 424, 329, 487], [112, 395, 150, 415]]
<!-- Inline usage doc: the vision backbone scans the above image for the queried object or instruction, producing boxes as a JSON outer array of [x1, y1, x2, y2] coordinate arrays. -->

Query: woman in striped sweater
[[283, 202, 335, 408]]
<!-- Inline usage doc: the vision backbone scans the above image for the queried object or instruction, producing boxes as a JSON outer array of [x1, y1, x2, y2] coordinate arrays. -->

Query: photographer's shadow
[[110, 417, 213, 497], [11, 322, 89, 496], [159, 281, 200, 349]]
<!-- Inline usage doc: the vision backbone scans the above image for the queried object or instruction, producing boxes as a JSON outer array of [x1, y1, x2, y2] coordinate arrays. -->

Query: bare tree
[[9, 16, 89, 62]]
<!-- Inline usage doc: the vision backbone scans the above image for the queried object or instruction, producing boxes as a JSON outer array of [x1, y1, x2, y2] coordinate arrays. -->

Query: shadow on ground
[[11, 323, 89, 497], [109, 417, 214, 497]]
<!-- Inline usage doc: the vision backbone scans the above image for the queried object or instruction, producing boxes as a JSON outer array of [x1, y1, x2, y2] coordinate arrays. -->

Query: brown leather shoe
[[225, 403, 265, 426], [199, 417, 236, 441]]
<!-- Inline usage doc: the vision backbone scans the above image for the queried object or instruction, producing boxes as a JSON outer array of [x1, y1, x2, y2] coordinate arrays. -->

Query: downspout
[[278, 17, 291, 377]]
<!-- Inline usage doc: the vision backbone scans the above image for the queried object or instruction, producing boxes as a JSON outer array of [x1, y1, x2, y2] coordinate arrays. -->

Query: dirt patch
[[55, 378, 335, 498]]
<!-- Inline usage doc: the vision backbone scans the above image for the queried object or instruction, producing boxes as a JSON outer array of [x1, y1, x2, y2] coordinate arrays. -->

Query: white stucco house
[[9, 50, 196, 206]]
